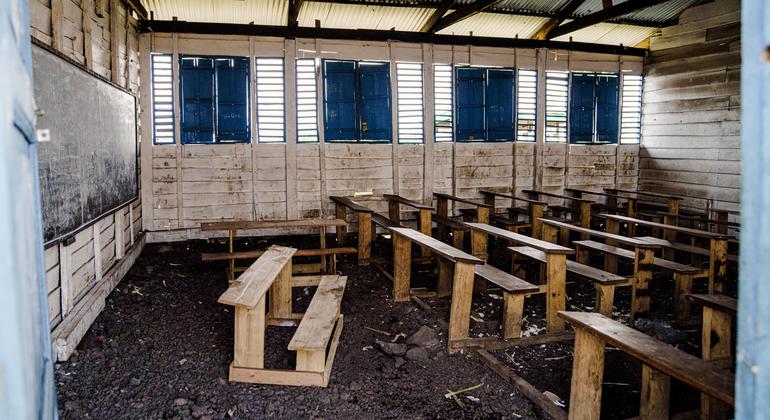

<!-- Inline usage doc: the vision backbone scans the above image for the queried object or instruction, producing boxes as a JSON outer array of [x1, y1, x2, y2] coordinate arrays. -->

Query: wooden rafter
[[424, 0, 503, 34], [546, 0, 672, 40], [288, 0, 304, 27], [531, 0, 586, 40], [419, 0, 456, 33]]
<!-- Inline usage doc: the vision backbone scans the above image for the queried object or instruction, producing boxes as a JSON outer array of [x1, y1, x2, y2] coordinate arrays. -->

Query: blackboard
[[33, 44, 138, 245]]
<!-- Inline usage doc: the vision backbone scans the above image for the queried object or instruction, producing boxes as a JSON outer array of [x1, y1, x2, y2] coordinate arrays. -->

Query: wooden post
[[233, 296, 266, 369], [530, 203, 544, 239], [595, 285, 615, 317], [712, 210, 729, 235], [502, 292, 525, 339], [437, 258, 453, 297], [580, 202, 592, 240], [393, 233, 412, 302], [334, 204, 347, 244], [470, 229, 486, 260], [542, 223, 558, 245], [662, 215, 676, 261], [627, 198, 637, 237], [319, 226, 327, 273], [476, 206, 490, 257], [708, 238, 728, 294], [568, 329, 605, 420], [604, 219, 620, 274], [419, 208, 432, 258], [358, 212, 372, 266], [447, 261, 475, 349], [296, 349, 326, 373], [269, 262, 293, 319], [388, 201, 401, 225], [228, 229, 236, 282], [452, 229, 464, 250], [436, 196, 448, 240], [632, 248, 655, 321], [640, 365, 671, 420], [545, 253, 566, 332], [673, 274, 693, 322], [701, 306, 732, 419]]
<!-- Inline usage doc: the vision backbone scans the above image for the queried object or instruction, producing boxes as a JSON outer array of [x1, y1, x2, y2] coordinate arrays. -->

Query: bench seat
[[474, 263, 539, 339], [288, 274, 347, 353], [573, 240, 703, 275], [510, 246, 629, 286], [372, 213, 400, 228], [459, 207, 528, 228], [637, 236, 738, 263]]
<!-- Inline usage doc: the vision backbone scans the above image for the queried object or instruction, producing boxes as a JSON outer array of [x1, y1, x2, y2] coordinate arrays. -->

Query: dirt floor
[[55, 231, 722, 419]]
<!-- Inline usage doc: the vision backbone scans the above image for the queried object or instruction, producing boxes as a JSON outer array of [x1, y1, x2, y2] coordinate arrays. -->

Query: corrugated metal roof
[[456, 0, 571, 14], [143, 0, 288, 25], [298, 2, 434, 31], [435, 12, 551, 38], [551, 22, 657, 46], [573, 0, 700, 23]]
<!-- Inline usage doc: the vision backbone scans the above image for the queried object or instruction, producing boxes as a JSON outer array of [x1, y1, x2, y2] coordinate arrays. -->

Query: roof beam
[[532, 0, 586, 40], [288, 0, 303, 27], [425, 0, 503, 33], [419, 0, 456, 32], [546, 0, 672, 39], [124, 0, 148, 20], [139, 20, 648, 57]]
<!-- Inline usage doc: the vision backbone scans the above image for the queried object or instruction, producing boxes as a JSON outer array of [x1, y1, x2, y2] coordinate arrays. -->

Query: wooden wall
[[640, 0, 741, 211], [30, 0, 145, 358]]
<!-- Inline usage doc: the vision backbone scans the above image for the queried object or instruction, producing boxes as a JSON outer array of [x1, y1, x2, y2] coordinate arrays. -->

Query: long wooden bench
[[539, 218, 660, 321], [405, 209, 468, 250], [218, 245, 347, 387], [384, 194, 433, 257], [473, 263, 539, 339], [523, 189, 594, 240], [465, 222, 573, 332], [479, 190, 548, 238], [573, 239, 705, 321], [560, 311, 734, 420], [637, 235, 738, 264], [330, 196, 374, 265], [433, 192, 492, 248], [510, 245, 631, 317]]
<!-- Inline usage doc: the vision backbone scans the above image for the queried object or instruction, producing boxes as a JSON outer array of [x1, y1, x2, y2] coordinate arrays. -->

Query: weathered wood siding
[[640, 0, 741, 211]]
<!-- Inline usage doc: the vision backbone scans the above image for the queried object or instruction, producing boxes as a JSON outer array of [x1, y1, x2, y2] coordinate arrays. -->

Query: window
[[455, 67, 516, 142], [296, 58, 319, 143], [322, 60, 392, 143], [545, 71, 568, 142], [396, 62, 424, 144], [151, 54, 174, 144], [179, 55, 250, 144], [256, 57, 285, 143], [516, 69, 537, 142], [620, 74, 643, 144], [433, 64, 453, 142], [569, 72, 620, 144]]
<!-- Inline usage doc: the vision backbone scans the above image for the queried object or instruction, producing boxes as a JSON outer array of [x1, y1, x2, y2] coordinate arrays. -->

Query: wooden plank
[[688, 293, 737, 315], [233, 299, 265, 369], [540, 218, 659, 249], [201, 218, 347, 231], [389, 227, 483, 264], [329, 196, 375, 213], [384, 194, 433, 209], [288, 275, 347, 351], [447, 261, 476, 348], [218, 245, 296, 308], [466, 222, 573, 254], [474, 263, 539, 293], [603, 214, 732, 240], [509, 246, 629, 285], [559, 311, 735, 406], [568, 328, 606, 420], [433, 192, 492, 208]]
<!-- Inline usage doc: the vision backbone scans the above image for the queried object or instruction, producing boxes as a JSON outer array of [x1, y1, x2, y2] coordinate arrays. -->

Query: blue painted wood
[[215, 57, 250, 142], [485, 69, 515, 141], [569, 72, 596, 143], [0, 0, 56, 417], [323, 60, 357, 141], [358, 62, 392, 142], [179, 56, 215, 143], [595, 75, 619, 144], [455, 67, 485, 141], [737, 0, 770, 418]]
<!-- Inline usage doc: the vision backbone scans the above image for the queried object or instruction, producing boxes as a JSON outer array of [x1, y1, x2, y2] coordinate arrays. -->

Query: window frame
[[151, 53, 175, 145], [454, 66, 518, 143], [396, 62, 425, 144], [296, 57, 320, 143], [433, 63, 454, 142], [568, 71, 621, 145], [255, 56, 286, 143]]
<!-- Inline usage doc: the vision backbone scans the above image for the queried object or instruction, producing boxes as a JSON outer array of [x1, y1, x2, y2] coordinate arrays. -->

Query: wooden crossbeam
[[419, 0, 456, 32], [546, 0, 672, 39], [532, 0, 586, 40], [424, 0, 503, 33], [288, 0, 304, 27]]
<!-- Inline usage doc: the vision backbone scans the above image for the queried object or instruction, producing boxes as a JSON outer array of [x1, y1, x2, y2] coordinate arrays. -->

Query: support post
[[640, 365, 671, 420], [358, 212, 372, 266], [447, 261, 475, 350], [568, 329, 605, 420], [393, 233, 412, 302], [632, 247, 655, 321], [545, 253, 566, 332], [709, 238, 728, 294]]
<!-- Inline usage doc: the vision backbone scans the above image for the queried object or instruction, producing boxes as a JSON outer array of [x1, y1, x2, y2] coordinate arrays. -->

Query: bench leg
[[452, 229, 464, 251], [437, 197, 448, 240], [577, 245, 590, 265], [269, 262, 293, 319], [358, 212, 372, 266], [701, 307, 732, 419], [320, 227, 327, 274], [502, 292, 525, 339], [569, 329, 605, 420], [419, 209, 432, 258], [604, 219, 620, 274], [233, 296, 266, 369], [632, 248, 655, 322], [594, 284, 615, 318], [708, 238, 728, 294], [448, 261, 475, 350], [530, 203, 544, 240], [640, 365, 670, 420], [335, 203, 347, 244], [393, 234, 412, 302], [558, 226, 570, 247], [437, 258, 453, 298], [546, 253, 566, 332], [228, 229, 236, 282], [296, 349, 326, 373], [673, 274, 693, 322]]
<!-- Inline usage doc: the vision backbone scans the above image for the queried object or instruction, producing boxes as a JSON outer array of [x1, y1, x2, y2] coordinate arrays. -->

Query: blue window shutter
[[485, 69, 515, 141], [569, 73, 596, 144], [595, 75, 620, 143], [456, 67, 485, 141], [179, 56, 215, 144], [323, 60, 357, 141], [358, 62, 392, 142], [215, 57, 250, 142]]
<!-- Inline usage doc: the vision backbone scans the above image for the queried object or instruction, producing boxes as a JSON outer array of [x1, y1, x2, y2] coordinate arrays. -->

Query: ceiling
[[139, 0, 703, 46]]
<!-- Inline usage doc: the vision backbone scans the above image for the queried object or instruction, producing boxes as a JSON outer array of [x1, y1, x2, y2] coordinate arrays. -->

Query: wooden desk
[[479, 190, 548, 239], [523, 189, 594, 240], [384, 194, 434, 258], [434, 192, 492, 256], [564, 188, 638, 234], [330, 196, 374, 265]]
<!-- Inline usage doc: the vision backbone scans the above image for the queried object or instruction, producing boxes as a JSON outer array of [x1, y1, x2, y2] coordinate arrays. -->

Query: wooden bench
[[385, 226, 483, 349], [465, 222, 573, 332], [560, 311, 734, 420], [433, 192, 492, 249], [458, 207, 526, 234], [510, 246, 630, 317], [565, 188, 638, 233], [637, 236, 739, 264], [479, 190, 548, 238], [201, 218, 349, 280], [474, 263, 539, 339], [218, 245, 347, 387], [603, 213, 733, 294], [330, 196, 375, 265], [539, 218, 660, 321], [574, 239, 705, 321], [384, 194, 434, 257], [405, 209, 468, 250], [523, 189, 594, 241]]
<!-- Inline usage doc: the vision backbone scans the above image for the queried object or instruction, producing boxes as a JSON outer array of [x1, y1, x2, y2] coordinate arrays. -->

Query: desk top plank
[[605, 188, 686, 201], [330, 196, 375, 213], [465, 222, 574, 254], [559, 311, 735, 406], [523, 189, 594, 203], [202, 218, 347, 231], [688, 294, 738, 315], [388, 227, 484, 264], [602, 214, 733, 240], [218, 245, 296, 308], [288, 274, 347, 351], [540, 218, 659, 249], [479, 190, 547, 205], [433, 192, 493, 208], [384, 194, 433, 210]]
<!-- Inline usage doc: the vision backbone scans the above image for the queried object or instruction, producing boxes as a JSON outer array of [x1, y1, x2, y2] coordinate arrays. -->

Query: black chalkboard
[[33, 44, 138, 245]]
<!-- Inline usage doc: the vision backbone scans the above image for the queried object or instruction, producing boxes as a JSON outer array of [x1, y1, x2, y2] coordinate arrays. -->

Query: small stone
[[405, 347, 430, 363], [173, 398, 188, 406], [349, 381, 362, 391], [375, 340, 407, 356], [406, 326, 438, 348]]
